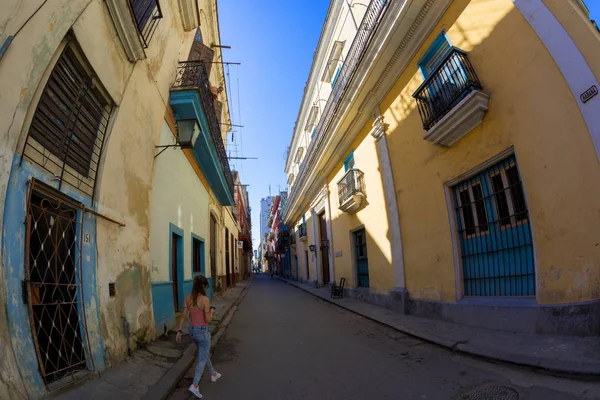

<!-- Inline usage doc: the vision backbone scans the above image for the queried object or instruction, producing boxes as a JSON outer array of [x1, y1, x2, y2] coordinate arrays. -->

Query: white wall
[[149, 122, 210, 282]]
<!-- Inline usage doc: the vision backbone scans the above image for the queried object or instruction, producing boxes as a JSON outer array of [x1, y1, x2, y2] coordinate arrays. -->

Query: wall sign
[[237, 240, 243, 249], [581, 85, 598, 103], [334, 250, 342, 257], [83, 233, 91, 244]]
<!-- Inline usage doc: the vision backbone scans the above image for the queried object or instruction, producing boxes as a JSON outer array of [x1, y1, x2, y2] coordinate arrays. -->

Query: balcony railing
[[338, 169, 365, 207], [172, 61, 234, 198], [293, 0, 391, 197], [413, 48, 483, 131], [129, 0, 162, 48]]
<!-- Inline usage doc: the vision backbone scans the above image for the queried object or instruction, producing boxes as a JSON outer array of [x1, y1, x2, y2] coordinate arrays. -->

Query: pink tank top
[[188, 296, 208, 326]]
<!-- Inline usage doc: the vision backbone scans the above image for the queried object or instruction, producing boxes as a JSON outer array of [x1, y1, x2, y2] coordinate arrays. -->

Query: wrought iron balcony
[[170, 61, 234, 203], [338, 169, 365, 213], [413, 48, 483, 131]]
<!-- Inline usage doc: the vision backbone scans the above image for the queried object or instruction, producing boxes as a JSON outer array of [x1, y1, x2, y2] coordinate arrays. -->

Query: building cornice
[[283, 0, 451, 225], [284, 0, 345, 173]]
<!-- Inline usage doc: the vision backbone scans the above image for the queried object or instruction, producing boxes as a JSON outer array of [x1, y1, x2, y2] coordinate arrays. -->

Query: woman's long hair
[[191, 275, 209, 307]]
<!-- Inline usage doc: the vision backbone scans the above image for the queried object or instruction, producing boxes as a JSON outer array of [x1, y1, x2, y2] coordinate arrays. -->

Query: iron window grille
[[337, 169, 365, 206], [453, 156, 535, 297], [171, 61, 235, 198], [129, 0, 162, 48], [21, 43, 113, 200], [413, 47, 482, 130]]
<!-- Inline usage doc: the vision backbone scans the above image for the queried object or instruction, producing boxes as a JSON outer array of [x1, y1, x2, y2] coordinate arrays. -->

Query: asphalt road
[[169, 275, 600, 400]]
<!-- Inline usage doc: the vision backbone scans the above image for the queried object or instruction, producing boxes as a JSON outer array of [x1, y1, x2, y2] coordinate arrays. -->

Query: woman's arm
[[203, 297, 215, 324], [176, 296, 190, 342]]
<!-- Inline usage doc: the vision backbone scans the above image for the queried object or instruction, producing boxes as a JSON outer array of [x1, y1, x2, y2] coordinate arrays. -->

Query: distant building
[[259, 196, 273, 270]]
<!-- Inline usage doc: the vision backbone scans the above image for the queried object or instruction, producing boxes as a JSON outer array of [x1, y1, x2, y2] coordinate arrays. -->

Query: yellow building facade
[[284, 0, 600, 335]]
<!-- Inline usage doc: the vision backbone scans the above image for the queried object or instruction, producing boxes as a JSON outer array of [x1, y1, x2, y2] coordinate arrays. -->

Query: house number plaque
[[581, 85, 598, 103]]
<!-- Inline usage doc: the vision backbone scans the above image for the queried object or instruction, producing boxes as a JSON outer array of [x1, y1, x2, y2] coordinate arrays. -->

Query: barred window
[[23, 42, 113, 199]]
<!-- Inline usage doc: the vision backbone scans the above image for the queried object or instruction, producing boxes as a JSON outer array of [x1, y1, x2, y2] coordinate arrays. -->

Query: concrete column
[[371, 110, 408, 312]]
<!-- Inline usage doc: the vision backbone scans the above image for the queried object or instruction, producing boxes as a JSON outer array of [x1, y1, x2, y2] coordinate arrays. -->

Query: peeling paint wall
[[0, 0, 202, 396]]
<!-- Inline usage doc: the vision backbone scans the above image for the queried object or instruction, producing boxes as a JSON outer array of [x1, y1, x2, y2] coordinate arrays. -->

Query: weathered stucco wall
[[327, 122, 393, 294], [381, 0, 600, 304], [150, 121, 210, 283], [0, 0, 95, 397], [0, 0, 199, 394]]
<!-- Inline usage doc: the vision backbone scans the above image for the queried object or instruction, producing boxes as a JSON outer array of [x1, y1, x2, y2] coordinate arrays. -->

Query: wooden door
[[225, 228, 231, 287], [319, 212, 330, 284], [171, 233, 179, 311], [210, 216, 217, 285], [453, 156, 534, 296]]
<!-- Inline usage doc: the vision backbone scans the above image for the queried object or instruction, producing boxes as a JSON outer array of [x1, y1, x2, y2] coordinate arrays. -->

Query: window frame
[[418, 31, 453, 79], [20, 36, 114, 200], [321, 41, 345, 83], [343, 152, 355, 172]]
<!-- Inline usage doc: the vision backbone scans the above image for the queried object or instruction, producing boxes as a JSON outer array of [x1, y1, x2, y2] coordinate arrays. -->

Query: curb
[[279, 278, 600, 378], [143, 279, 253, 400]]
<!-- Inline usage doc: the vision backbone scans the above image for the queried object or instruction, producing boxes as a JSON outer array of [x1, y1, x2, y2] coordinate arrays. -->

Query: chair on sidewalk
[[330, 278, 345, 299]]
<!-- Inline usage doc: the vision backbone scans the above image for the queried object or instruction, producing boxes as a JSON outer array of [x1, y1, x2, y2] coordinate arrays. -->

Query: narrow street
[[169, 275, 600, 400]]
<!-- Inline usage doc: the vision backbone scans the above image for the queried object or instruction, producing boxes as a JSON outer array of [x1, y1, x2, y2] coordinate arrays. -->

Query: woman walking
[[176, 275, 221, 398]]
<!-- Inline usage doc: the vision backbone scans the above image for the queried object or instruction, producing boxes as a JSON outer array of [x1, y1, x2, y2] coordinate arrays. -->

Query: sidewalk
[[51, 279, 252, 400], [279, 278, 600, 377]]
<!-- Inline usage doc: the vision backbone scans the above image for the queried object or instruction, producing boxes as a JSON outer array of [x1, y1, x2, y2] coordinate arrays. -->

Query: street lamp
[[154, 119, 200, 158], [176, 119, 201, 148]]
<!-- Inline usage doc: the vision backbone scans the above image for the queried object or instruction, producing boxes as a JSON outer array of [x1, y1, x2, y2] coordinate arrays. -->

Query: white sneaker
[[210, 372, 222, 383], [188, 384, 203, 398]]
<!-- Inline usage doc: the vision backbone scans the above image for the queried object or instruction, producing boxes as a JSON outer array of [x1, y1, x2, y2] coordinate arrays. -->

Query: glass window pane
[[490, 173, 510, 226], [471, 183, 488, 232], [459, 189, 475, 235], [506, 166, 528, 222]]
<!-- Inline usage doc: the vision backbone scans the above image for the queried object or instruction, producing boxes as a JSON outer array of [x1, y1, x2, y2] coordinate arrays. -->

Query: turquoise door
[[453, 157, 535, 296], [353, 229, 369, 288]]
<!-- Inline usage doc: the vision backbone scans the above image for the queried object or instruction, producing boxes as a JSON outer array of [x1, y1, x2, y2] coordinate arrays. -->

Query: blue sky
[[219, 0, 329, 249], [588, 1, 600, 21], [218, 0, 600, 251]]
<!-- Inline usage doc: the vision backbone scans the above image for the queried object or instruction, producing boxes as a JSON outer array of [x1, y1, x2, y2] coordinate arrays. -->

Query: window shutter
[[188, 40, 215, 76], [27, 45, 111, 179]]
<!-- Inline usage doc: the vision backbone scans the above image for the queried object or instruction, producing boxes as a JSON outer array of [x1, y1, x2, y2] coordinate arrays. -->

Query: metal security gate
[[453, 156, 535, 296], [24, 181, 94, 386]]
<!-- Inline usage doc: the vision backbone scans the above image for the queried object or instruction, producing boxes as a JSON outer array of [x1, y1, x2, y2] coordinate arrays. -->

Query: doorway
[[26, 189, 88, 384], [210, 215, 217, 288], [171, 231, 183, 311], [353, 228, 370, 288], [318, 212, 330, 285], [225, 228, 231, 287], [305, 251, 309, 280]]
